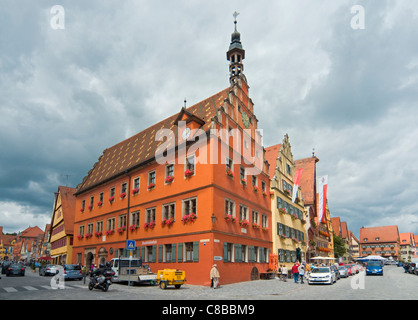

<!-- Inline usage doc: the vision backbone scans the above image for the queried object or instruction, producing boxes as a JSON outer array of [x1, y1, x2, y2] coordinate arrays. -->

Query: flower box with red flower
[[262, 227, 269, 233], [106, 230, 114, 236], [144, 221, 156, 230], [88, 205, 93, 211], [184, 169, 194, 177], [224, 214, 236, 223], [132, 188, 139, 195], [239, 219, 249, 227], [279, 208, 287, 215], [109, 196, 115, 203], [292, 237, 299, 243], [226, 168, 234, 177], [291, 213, 297, 220], [128, 225, 138, 232], [241, 178, 247, 185], [80, 208, 85, 213], [147, 183, 155, 190], [120, 192, 126, 199], [262, 191, 267, 197], [182, 213, 197, 224], [279, 234, 287, 240], [253, 186, 258, 192], [95, 231, 102, 238], [85, 233, 93, 239], [165, 176, 174, 183], [97, 201, 103, 207], [77, 234, 84, 240], [284, 189, 290, 196], [252, 223, 261, 229], [161, 218, 174, 227], [117, 227, 126, 234]]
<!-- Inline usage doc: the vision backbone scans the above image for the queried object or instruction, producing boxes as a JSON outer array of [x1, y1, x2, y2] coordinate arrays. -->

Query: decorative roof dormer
[[227, 12, 246, 86]]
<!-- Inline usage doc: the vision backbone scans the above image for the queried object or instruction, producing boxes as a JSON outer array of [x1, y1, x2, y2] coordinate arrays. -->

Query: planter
[[184, 170, 194, 177], [161, 218, 175, 227], [95, 232, 102, 238], [132, 188, 139, 195], [106, 230, 114, 236], [226, 168, 234, 177], [224, 214, 236, 223], [165, 176, 174, 183], [85, 233, 93, 239], [120, 193, 126, 199], [239, 219, 249, 228], [117, 227, 126, 234], [181, 213, 197, 224], [109, 196, 115, 203], [147, 183, 155, 190], [97, 201, 103, 207], [144, 222, 156, 230], [128, 225, 138, 232], [279, 208, 287, 215], [77, 235, 84, 240]]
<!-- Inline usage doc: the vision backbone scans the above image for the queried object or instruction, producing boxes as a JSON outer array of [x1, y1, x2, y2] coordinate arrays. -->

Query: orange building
[[72, 17, 272, 285]]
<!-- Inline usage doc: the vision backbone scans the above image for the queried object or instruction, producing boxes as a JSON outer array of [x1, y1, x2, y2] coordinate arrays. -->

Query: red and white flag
[[317, 175, 328, 223], [292, 169, 303, 203]]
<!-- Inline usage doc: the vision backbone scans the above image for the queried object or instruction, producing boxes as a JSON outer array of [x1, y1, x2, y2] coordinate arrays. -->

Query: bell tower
[[226, 12, 246, 85]]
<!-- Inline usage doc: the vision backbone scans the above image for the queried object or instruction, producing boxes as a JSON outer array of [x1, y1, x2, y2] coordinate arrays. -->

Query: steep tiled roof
[[21, 226, 44, 238], [294, 157, 319, 206], [264, 144, 281, 179], [399, 232, 414, 245], [341, 221, 348, 239], [76, 88, 229, 194], [58, 186, 77, 234], [359, 225, 399, 244], [331, 217, 341, 236]]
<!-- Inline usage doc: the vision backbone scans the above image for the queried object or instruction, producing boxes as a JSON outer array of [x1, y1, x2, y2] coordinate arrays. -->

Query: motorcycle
[[88, 270, 115, 292]]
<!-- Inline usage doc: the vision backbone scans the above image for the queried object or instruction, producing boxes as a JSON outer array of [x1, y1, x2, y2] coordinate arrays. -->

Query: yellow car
[[157, 269, 186, 289]]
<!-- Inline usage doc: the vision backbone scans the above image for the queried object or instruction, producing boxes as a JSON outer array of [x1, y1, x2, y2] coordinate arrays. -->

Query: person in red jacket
[[292, 262, 300, 283]]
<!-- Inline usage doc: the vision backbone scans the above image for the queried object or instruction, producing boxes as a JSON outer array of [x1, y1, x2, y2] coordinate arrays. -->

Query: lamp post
[[211, 213, 216, 224]]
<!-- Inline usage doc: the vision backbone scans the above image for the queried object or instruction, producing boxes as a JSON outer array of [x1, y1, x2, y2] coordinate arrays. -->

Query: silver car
[[338, 266, 349, 278], [308, 267, 336, 285]]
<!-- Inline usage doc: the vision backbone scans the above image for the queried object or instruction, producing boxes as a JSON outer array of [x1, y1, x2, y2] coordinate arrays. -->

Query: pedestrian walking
[[299, 264, 305, 284], [292, 262, 300, 283], [210, 264, 220, 289], [277, 265, 282, 280], [281, 265, 288, 282]]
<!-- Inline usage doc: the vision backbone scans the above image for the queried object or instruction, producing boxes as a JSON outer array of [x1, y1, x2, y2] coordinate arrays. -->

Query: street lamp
[[211, 213, 216, 224]]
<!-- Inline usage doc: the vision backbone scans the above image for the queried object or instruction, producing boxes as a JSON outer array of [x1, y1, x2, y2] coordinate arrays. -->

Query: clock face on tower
[[182, 127, 191, 140]]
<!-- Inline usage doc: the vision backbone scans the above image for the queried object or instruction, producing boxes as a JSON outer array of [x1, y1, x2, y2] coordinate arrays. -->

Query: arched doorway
[[250, 267, 259, 280], [98, 247, 108, 265], [86, 252, 94, 269]]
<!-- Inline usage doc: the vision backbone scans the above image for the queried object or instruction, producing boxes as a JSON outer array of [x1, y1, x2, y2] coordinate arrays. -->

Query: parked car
[[331, 265, 340, 280], [308, 267, 336, 285], [366, 261, 383, 276], [408, 263, 416, 274], [63, 264, 83, 280], [1, 261, 12, 274], [344, 265, 352, 276], [39, 264, 52, 276], [338, 266, 349, 278], [6, 263, 25, 277], [42, 265, 61, 276]]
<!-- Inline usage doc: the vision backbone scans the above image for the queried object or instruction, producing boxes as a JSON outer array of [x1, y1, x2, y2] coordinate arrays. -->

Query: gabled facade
[[12, 226, 44, 262], [400, 232, 415, 262], [359, 225, 400, 260], [72, 17, 272, 285], [49, 186, 76, 264], [0, 226, 16, 261], [265, 135, 308, 268], [294, 156, 319, 261]]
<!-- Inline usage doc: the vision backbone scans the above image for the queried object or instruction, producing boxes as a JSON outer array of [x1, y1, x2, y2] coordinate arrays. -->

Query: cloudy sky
[[1, 0, 418, 238]]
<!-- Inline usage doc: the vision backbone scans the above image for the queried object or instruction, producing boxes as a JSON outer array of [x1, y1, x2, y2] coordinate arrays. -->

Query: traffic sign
[[126, 240, 135, 250]]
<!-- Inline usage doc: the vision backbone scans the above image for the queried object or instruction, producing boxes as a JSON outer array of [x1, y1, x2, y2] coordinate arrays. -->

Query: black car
[[1, 261, 12, 274], [6, 263, 25, 277]]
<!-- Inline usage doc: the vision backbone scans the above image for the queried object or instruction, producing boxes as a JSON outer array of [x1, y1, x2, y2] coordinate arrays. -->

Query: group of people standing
[[278, 262, 311, 284]]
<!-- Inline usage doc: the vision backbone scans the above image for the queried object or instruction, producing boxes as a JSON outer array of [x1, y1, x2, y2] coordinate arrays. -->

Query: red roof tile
[[264, 144, 281, 179], [76, 88, 229, 194], [359, 225, 399, 244], [294, 157, 319, 206]]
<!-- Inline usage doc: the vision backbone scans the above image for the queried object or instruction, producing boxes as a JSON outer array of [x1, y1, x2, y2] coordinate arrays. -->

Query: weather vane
[[233, 11, 239, 23]]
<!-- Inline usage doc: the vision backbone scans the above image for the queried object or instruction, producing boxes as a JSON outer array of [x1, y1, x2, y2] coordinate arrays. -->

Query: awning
[[38, 256, 53, 260]]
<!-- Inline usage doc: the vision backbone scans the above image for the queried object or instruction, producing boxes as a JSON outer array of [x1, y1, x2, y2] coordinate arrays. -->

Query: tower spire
[[227, 11, 246, 85]]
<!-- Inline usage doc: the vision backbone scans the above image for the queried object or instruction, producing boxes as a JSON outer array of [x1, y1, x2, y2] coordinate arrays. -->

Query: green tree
[[333, 233, 347, 259]]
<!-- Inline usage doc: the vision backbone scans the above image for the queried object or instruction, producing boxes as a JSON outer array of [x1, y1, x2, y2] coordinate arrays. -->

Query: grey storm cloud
[[1, 0, 418, 236]]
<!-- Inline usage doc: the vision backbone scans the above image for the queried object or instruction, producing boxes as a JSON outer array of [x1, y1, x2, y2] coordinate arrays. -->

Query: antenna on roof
[[312, 148, 315, 157], [184, 98, 187, 108], [61, 174, 71, 187]]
